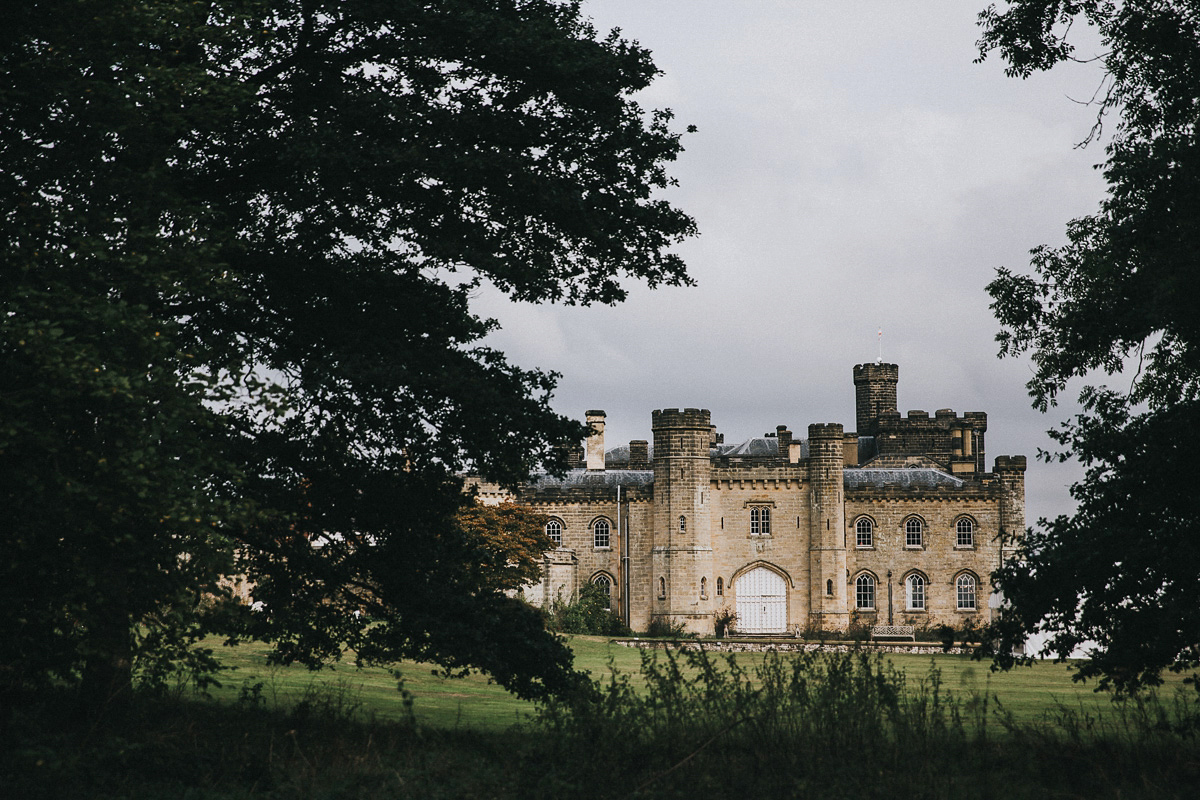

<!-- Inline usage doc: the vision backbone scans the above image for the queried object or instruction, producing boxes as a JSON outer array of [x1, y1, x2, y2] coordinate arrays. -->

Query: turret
[[853, 362, 899, 437], [994, 455, 1026, 558], [651, 408, 714, 634], [808, 423, 848, 630]]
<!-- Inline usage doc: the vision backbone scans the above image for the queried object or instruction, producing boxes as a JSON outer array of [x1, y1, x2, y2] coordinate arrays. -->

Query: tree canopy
[[0, 0, 695, 710], [978, 1, 1200, 690]]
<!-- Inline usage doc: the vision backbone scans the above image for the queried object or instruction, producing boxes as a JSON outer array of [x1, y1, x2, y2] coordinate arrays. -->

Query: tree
[[453, 501, 553, 595], [0, 0, 696, 711], [978, 1, 1200, 690]]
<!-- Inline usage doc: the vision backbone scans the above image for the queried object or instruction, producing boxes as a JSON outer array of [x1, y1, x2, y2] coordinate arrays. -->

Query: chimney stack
[[585, 410, 606, 471]]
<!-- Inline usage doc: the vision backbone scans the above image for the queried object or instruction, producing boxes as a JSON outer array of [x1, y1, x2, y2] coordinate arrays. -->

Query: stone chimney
[[629, 439, 649, 470], [585, 410, 606, 471], [776, 425, 793, 463]]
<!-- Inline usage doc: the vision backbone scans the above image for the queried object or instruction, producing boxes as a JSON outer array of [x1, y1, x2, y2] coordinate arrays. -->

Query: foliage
[[977, 1, 1200, 690], [535, 648, 1199, 798], [546, 583, 629, 637], [454, 503, 553, 595], [0, 0, 695, 712], [644, 616, 691, 639], [712, 607, 738, 638], [8, 644, 1200, 799]]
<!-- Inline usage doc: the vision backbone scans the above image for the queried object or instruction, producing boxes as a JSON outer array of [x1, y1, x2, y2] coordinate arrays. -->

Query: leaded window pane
[[593, 519, 610, 548]]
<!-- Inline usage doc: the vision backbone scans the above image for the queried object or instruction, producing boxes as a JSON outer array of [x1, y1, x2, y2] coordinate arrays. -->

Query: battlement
[[854, 363, 899, 437], [853, 362, 900, 383], [808, 422, 844, 437], [652, 408, 712, 429], [994, 455, 1026, 472]]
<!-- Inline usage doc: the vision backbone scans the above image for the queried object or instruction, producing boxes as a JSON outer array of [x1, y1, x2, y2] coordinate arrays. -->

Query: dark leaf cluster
[[0, 0, 694, 711], [977, 1, 1200, 687]]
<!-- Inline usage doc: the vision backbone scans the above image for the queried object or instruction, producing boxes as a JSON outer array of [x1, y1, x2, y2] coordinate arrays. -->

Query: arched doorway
[[735, 567, 787, 634]]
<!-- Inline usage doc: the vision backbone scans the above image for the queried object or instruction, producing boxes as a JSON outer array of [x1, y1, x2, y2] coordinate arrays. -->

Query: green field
[[6, 636, 1199, 799], [203, 635, 1188, 731]]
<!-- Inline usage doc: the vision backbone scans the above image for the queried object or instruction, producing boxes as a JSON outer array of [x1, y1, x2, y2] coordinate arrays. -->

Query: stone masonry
[[497, 363, 1025, 636]]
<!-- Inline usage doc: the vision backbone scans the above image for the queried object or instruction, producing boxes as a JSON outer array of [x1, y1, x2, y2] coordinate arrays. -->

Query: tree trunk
[[77, 597, 133, 720]]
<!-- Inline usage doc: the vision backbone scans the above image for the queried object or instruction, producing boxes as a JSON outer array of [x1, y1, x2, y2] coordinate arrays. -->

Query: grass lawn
[[202, 635, 1189, 732], [6, 637, 1198, 799]]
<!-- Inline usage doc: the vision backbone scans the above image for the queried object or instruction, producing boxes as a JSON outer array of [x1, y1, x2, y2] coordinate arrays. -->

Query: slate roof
[[843, 468, 964, 489], [528, 469, 655, 489]]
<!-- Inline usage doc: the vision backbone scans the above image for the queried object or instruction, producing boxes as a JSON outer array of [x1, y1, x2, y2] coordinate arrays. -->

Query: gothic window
[[957, 574, 977, 610], [679, 515, 686, 532], [956, 518, 975, 547], [700, 576, 708, 597], [750, 506, 771, 536], [545, 519, 562, 546], [826, 579, 833, 596], [855, 517, 874, 547], [593, 518, 611, 549], [906, 574, 926, 611], [855, 574, 876, 610], [658, 576, 666, 599], [905, 517, 923, 547], [716, 576, 724, 596], [592, 574, 612, 610]]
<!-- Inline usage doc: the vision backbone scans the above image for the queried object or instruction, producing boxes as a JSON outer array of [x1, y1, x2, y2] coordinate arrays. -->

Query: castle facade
[[481, 363, 1025, 635]]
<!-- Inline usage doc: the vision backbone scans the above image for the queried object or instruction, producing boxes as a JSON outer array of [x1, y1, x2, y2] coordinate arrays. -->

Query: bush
[[644, 616, 690, 639], [713, 607, 738, 638], [546, 584, 630, 636]]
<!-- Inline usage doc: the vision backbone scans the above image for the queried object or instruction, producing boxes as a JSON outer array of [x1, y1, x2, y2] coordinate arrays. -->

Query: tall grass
[[531, 647, 1200, 798], [5, 646, 1199, 799]]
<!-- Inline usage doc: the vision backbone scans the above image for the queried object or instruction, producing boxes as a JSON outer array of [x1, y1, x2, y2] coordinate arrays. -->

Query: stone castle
[[477, 363, 1025, 635]]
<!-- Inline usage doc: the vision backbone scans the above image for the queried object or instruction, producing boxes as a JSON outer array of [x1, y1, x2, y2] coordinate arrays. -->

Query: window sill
[[954, 545, 976, 550], [905, 545, 924, 550], [593, 546, 612, 552], [855, 544, 875, 550]]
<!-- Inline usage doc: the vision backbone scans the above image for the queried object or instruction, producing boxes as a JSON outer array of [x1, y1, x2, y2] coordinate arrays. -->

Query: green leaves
[[979, 0, 1200, 689], [2, 0, 693, 708]]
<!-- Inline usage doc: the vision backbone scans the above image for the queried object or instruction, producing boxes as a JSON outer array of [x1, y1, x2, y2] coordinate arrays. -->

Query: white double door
[[735, 567, 787, 634]]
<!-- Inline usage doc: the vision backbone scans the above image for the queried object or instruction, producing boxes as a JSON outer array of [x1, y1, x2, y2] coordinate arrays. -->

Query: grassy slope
[[204, 635, 1187, 731], [5, 638, 1197, 799]]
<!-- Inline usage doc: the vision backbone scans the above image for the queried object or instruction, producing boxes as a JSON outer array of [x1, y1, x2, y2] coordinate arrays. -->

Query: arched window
[[855, 517, 874, 547], [679, 515, 686, 532], [716, 576, 724, 596], [700, 576, 707, 597], [957, 574, 977, 610], [905, 517, 923, 547], [906, 574, 926, 610], [855, 574, 876, 610], [750, 506, 771, 536], [658, 576, 666, 599], [593, 518, 610, 549], [593, 574, 612, 609], [826, 578, 833, 596], [545, 519, 562, 546], [956, 518, 975, 547]]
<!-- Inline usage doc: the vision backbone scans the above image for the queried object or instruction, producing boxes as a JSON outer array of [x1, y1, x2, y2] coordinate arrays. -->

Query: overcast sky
[[475, 1, 1112, 527]]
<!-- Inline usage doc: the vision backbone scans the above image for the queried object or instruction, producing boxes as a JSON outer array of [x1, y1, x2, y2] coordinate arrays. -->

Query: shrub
[[644, 616, 690, 639], [546, 583, 630, 636], [713, 607, 738, 638]]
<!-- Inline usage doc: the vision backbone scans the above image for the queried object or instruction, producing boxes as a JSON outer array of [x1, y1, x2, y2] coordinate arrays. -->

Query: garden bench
[[869, 624, 915, 641]]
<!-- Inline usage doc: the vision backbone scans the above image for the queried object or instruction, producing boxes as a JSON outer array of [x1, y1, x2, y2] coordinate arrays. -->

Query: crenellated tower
[[651, 408, 715, 634], [853, 362, 899, 437], [808, 423, 848, 629]]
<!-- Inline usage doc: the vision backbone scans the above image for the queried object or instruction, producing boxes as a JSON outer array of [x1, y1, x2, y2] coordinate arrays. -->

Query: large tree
[[978, 1, 1200, 690], [0, 0, 695, 711]]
